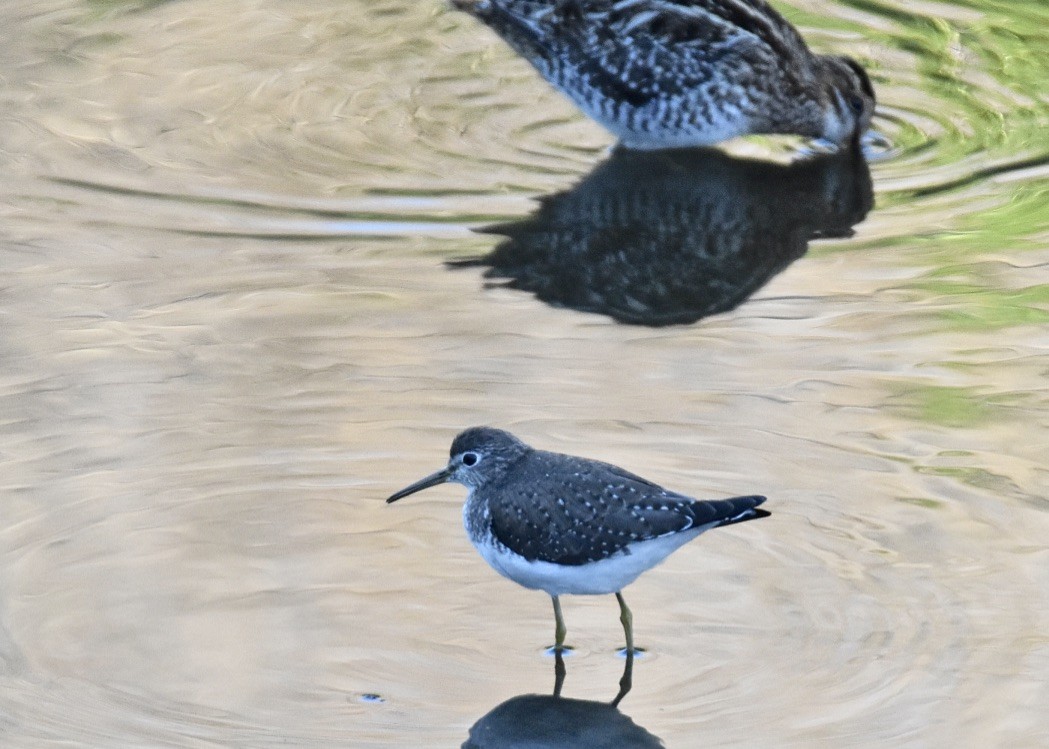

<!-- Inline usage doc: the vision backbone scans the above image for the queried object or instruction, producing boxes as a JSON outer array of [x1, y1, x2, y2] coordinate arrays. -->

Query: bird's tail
[[709, 495, 770, 528]]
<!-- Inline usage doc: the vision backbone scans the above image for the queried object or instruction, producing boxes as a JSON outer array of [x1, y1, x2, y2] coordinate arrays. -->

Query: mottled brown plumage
[[452, 0, 875, 148]]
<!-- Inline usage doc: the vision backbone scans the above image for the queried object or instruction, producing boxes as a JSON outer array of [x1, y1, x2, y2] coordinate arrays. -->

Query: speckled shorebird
[[450, 0, 875, 148], [387, 427, 769, 655]]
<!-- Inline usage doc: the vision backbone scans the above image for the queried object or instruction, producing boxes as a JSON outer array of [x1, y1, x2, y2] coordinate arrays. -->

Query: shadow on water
[[464, 651, 660, 749], [452, 146, 873, 326]]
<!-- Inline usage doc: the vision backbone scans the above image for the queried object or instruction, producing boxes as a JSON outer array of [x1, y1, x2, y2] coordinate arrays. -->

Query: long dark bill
[[386, 466, 453, 503]]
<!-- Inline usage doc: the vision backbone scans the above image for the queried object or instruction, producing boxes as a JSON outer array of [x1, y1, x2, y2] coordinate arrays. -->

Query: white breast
[[468, 523, 714, 596]]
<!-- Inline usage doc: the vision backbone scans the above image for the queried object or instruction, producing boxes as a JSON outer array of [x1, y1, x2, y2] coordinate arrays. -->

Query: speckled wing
[[476, 0, 810, 105], [486, 450, 764, 565]]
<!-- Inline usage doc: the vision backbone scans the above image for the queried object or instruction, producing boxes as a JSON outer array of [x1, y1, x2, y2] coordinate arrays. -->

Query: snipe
[[451, 0, 875, 148]]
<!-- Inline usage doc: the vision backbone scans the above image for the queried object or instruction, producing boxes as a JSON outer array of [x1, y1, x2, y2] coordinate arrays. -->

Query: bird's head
[[817, 55, 876, 146], [387, 427, 529, 502]]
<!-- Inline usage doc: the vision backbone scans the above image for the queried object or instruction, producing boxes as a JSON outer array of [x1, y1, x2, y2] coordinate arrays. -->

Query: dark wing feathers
[[487, 450, 766, 565], [472, 0, 811, 104]]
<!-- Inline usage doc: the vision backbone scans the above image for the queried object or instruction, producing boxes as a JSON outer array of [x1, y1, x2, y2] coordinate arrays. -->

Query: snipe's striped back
[[451, 0, 875, 149]]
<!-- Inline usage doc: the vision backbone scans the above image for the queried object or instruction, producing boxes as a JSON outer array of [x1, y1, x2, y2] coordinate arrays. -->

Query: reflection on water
[[466, 651, 654, 748], [0, 0, 1047, 746], [453, 146, 873, 325], [549, 647, 635, 708], [465, 694, 661, 749]]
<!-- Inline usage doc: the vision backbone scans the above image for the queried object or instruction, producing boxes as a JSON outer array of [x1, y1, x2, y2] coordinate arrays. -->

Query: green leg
[[552, 595, 567, 651], [616, 591, 634, 655], [612, 591, 634, 707]]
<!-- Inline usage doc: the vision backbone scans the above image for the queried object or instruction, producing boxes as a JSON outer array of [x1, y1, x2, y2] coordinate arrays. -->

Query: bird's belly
[[471, 529, 706, 596], [592, 102, 748, 150], [557, 80, 751, 150]]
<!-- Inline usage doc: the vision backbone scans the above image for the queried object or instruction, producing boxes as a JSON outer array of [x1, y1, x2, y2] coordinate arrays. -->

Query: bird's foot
[[544, 644, 575, 657]]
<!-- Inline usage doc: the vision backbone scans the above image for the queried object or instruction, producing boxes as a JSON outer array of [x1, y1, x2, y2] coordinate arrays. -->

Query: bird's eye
[[461, 452, 479, 467], [848, 95, 864, 114]]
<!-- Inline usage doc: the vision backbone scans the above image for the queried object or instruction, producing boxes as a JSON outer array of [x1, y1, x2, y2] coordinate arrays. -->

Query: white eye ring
[[461, 452, 480, 467]]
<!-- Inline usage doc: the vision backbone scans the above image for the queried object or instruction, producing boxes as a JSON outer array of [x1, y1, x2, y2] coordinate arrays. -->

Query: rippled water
[[1, 0, 1047, 746]]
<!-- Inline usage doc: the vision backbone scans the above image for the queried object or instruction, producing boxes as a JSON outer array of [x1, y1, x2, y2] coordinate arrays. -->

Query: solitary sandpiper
[[450, 0, 876, 148], [387, 427, 769, 658]]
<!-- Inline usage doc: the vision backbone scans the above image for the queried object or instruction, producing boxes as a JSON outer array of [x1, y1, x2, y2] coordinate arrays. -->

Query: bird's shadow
[[463, 651, 661, 748], [450, 145, 873, 326]]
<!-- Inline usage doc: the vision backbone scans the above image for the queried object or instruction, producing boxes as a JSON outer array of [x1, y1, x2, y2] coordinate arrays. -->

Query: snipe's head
[[387, 427, 529, 502], [817, 55, 876, 145]]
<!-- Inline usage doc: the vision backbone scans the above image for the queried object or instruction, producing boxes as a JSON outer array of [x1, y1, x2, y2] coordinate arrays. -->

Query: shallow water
[[0, 0, 1047, 746]]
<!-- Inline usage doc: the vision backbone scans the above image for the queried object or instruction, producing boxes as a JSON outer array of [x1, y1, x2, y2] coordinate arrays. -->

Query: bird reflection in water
[[463, 653, 661, 749], [551, 647, 634, 708], [452, 146, 873, 326]]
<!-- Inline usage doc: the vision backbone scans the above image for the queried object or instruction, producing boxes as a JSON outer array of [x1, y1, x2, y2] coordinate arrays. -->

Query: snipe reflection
[[464, 652, 660, 749], [453, 146, 872, 326]]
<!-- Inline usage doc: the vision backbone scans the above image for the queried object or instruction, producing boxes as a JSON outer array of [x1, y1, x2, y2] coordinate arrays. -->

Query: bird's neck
[[462, 487, 493, 542]]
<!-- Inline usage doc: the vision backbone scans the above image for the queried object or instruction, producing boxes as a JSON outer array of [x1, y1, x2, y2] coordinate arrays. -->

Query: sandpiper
[[450, 0, 875, 148], [387, 427, 769, 655]]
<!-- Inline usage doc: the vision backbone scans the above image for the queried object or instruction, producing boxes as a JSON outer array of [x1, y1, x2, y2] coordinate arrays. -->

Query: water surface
[[0, 0, 1047, 746]]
